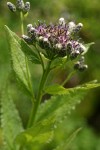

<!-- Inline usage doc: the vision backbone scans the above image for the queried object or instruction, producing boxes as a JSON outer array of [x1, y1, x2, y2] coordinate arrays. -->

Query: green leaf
[[44, 84, 68, 95], [54, 128, 82, 150], [83, 42, 95, 55], [16, 116, 55, 150], [44, 80, 100, 95], [36, 82, 100, 123], [51, 56, 67, 69], [1, 85, 23, 150], [5, 25, 33, 96], [21, 40, 41, 64]]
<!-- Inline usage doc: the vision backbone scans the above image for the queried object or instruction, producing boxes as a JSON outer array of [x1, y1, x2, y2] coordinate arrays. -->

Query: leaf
[[1, 85, 23, 150], [5, 25, 33, 96], [16, 116, 55, 150], [36, 82, 100, 123], [44, 81, 100, 95], [54, 128, 82, 150], [44, 84, 68, 95], [83, 42, 95, 55], [51, 56, 67, 69], [21, 40, 41, 64]]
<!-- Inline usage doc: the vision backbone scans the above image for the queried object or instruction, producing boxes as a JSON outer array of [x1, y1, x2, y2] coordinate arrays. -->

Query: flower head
[[23, 18, 88, 71]]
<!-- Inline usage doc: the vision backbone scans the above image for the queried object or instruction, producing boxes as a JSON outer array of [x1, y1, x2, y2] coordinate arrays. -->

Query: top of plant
[[22, 18, 88, 71], [7, 0, 91, 71]]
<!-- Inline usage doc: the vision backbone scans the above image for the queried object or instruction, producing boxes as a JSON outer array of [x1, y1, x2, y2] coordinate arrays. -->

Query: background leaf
[[54, 128, 82, 150], [70, 125, 100, 150], [1, 84, 23, 150]]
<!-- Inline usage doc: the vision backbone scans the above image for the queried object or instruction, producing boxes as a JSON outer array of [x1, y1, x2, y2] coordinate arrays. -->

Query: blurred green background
[[0, 0, 100, 149]]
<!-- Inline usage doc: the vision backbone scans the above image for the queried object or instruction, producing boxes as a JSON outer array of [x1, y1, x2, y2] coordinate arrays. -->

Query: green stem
[[27, 61, 51, 128], [62, 71, 76, 86], [20, 11, 24, 35], [35, 44, 45, 71], [20, 11, 34, 100]]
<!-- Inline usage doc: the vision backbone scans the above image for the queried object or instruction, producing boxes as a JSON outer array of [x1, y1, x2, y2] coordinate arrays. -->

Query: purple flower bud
[[38, 36, 44, 41], [68, 21, 76, 32], [79, 64, 88, 71], [73, 23, 83, 33], [27, 25, 35, 36], [55, 43, 63, 50], [59, 18, 65, 25], [23, 2, 30, 13], [70, 50, 80, 59], [30, 27, 35, 33], [78, 23, 83, 27], [7, 2, 16, 12], [22, 35, 33, 44], [16, 0, 24, 10], [79, 56, 85, 63], [43, 37, 48, 42], [79, 44, 86, 53], [74, 61, 80, 70], [27, 24, 33, 31]]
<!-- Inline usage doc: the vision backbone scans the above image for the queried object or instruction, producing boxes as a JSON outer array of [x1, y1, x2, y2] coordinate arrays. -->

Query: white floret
[[59, 18, 65, 25]]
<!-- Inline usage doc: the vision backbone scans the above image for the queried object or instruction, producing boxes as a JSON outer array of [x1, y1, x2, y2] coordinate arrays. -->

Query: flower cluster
[[22, 18, 88, 71], [7, 0, 30, 14], [74, 56, 88, 71]]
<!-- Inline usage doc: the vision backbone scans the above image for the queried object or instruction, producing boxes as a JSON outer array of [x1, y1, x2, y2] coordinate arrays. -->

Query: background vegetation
[[0, 0, 100, 149]]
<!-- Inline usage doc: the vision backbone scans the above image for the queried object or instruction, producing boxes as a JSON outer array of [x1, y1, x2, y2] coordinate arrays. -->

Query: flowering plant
[[0, 0, 100, 150]]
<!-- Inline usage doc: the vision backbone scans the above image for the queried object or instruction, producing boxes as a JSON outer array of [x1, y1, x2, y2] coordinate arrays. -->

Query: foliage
[[5, 25, 33, 97], [0, 0, 100, 150], [1, 84, 23, 150]]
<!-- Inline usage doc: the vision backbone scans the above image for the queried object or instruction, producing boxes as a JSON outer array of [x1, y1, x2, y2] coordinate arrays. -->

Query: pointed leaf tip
[[83, 42, 95, 55], [5, 25, 34, 97]]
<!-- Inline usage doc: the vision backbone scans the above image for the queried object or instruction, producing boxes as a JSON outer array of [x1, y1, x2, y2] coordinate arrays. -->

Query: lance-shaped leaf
[[16, 116, 55, 150], [1, 85, 23, 150], [36, 81, 100, 123], [5, 26, 33, 96]]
